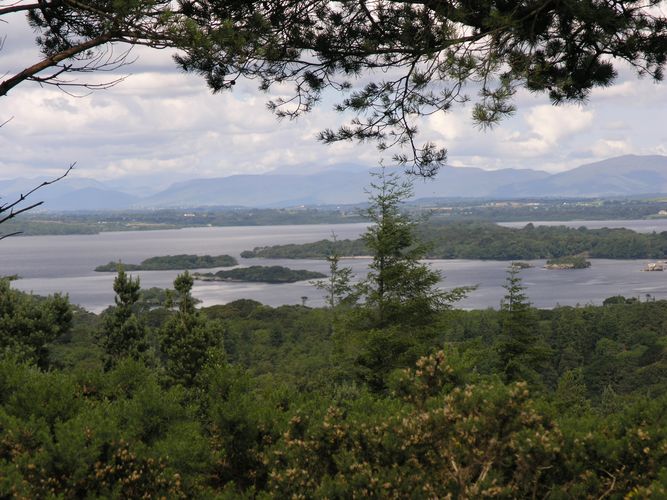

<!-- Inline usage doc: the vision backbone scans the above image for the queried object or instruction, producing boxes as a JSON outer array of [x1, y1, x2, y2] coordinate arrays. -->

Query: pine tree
[[101, 266, 147, 369], [497, 264, 549, 383], [0, 277, 72, 368], [312, 234, 355, 310], [359, 168, 467, 326], [312, 232, 356, 335], [160, 272, 223, 387], [555, 368, 591, 416]]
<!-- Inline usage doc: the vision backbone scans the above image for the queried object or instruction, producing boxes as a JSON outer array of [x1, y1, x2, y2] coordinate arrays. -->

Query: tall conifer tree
[[359, 168, 466, 326], [101, 266, 147, 369]]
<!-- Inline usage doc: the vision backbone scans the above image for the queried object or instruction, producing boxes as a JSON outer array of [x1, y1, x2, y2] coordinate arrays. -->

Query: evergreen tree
[[312, 233, 355, 310], [312, 232, 356, 335], [555, 368, 591, 416], [0, 277, 72, 367], [497, 264, 549, 384], [160, 272, 223, 387], [359, 168, 466, 326], [101, 266, 147, 369]]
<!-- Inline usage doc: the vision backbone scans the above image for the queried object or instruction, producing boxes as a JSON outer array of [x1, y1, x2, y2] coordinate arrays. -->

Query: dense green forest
[[242, 221, 667, 260], [195, 266, 326, 283], [3, 174, 667, 497], [3, 272, 667, 497], [95, 255, 238, 272]]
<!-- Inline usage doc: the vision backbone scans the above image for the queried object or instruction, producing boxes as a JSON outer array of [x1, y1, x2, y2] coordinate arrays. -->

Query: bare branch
[[0, 231, 23, 241], [0, 201, 44, 225], [0, 163, 75, 238]]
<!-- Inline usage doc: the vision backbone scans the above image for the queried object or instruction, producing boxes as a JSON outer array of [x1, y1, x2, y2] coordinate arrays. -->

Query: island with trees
[[194, 266, 326, 284], [545, 255, 592, 270], [95, 254, 238, 272]]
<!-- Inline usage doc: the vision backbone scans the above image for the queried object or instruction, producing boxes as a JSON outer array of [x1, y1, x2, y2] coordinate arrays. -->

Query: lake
[[3, 220, 667, 312]]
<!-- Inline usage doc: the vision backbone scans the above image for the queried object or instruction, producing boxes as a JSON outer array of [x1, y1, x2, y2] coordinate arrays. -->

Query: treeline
[[241, 238, 367, 259], [242, 221, 667, 260], [1, 208, 366, 236], [426, 197, 667, 222], [95, 254, 238, 272]]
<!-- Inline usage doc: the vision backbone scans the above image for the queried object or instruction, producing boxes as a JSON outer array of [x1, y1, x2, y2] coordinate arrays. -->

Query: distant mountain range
[[4, 155, 667, 211]]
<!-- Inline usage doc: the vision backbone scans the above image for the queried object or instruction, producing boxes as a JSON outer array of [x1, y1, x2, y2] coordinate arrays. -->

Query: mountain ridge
[[4, 155, 667, 210]]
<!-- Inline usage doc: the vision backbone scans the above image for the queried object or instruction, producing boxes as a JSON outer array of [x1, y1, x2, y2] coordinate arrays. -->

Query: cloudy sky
[[2, 11, 667, 192]]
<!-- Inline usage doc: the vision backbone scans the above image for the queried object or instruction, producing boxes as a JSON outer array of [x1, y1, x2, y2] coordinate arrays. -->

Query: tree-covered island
[[242, 222, 667, 261], [95, 254, 238, 272], [545, 255, 592, 270], [194, 266, 326, 284]]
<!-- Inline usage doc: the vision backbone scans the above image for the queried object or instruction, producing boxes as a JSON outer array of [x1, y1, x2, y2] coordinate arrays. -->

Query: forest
[[2, 271, 667, 496], [2, 172, 667, 497]]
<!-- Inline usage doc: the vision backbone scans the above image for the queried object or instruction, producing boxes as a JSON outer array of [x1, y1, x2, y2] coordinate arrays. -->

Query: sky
[[2, 11, 667, 192]]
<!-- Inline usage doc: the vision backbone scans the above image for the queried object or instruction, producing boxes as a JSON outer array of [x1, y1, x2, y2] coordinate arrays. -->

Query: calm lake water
[[4, 220, 667, 312]]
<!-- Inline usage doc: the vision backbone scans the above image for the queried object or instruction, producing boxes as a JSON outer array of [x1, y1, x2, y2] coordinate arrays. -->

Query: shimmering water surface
[[4, 220, 667, 312]]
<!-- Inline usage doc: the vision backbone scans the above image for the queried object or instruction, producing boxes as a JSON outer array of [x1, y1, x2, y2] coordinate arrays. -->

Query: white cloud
[[524, 105, 595, 144], [427, 110, 468, 141], [590, 81, 638, 99], [591, 139, 632, 158]]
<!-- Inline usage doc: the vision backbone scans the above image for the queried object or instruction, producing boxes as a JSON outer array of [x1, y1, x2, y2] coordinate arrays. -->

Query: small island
[[642, 262, 665, 272], [510, 261, 533, 269], [95, 254, 238, 272], [194, 265, 326, 284], [544, 255, 591, 270]]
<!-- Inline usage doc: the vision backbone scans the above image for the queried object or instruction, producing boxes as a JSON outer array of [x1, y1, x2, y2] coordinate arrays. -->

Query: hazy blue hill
[[136, 164, 550, 208], [495, 155, 667, 197], [44, 188, 140, 210], [0, 177, 139, 211], [136, 170, 372, 207], [412, 165, 549, 199], [4, 155, 667, 211]]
